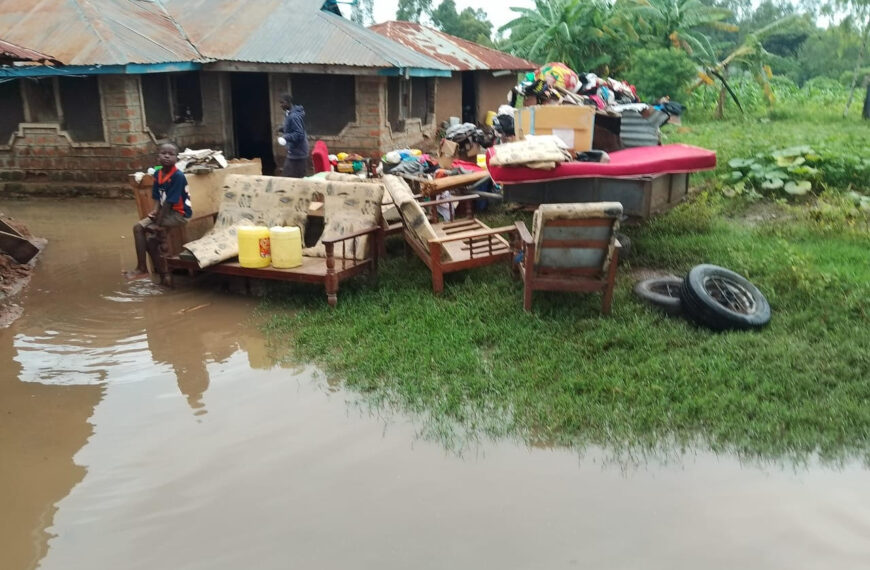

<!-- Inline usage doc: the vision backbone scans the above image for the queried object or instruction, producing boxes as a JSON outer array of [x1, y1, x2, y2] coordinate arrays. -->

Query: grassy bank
[[263, 101, 870, 462]]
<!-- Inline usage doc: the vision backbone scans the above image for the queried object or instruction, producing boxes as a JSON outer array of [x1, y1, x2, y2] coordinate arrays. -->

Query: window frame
[[1, 76, 108, 148]]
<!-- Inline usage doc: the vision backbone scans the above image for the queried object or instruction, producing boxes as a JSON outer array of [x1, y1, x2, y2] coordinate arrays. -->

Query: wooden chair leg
[[523, 279, 533, 312], [432, 268, 444, 295], [601, 248, 620, 315]]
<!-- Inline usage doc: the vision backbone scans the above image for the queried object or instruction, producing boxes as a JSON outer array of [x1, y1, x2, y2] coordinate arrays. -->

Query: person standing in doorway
[[277, 94, 309, 178]]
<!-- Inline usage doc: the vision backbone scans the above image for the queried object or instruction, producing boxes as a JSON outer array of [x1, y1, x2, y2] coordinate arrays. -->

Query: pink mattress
[[487, 144, 716, 184]]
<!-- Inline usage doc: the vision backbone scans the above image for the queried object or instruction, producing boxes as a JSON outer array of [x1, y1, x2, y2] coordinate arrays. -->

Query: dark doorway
[[230, 73, 275, 175], [461, 71, 477, 124]]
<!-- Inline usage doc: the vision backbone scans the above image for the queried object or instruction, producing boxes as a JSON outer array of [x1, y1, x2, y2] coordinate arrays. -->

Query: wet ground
[[1, 198, 869, 570]]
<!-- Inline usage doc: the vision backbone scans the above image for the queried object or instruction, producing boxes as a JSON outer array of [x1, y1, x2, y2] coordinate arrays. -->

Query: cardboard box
[[514, 105, 595, 152], [438, 139, 458, 169]]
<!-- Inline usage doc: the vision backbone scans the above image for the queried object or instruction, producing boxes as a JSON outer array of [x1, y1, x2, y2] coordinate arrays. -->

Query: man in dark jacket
[[277, 94, 309, 178]]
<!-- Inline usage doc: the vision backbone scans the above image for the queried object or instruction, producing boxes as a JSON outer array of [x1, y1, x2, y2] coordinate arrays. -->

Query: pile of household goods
[[511, 62, 681, 150], [328, 152, 369, 175], [132, 148, 229, 183]]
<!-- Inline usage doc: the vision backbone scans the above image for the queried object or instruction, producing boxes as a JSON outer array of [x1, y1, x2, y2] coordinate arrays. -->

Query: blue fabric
[[281, 106, 309, 159], [152, 167, 192, 218]]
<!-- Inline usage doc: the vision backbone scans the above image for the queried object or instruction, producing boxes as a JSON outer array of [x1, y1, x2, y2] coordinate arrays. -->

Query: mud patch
[[0, 212, 45, 328]]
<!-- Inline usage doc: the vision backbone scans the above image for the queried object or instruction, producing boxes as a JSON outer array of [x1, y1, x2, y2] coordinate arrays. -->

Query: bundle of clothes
[[511, 62, 684, 121]]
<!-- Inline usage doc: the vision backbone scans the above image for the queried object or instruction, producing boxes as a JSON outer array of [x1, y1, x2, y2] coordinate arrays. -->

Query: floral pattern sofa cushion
[[302, 182, 385, 260], [383, 175, 452, 262]]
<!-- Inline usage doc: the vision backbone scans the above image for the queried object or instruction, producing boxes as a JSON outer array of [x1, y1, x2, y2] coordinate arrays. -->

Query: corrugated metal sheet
[[162, 0, 450, 69], [0, 0, 201, 65], [369, 21, 536, 71], [0, 39, 59, 63], [0, 0, 448, 71]]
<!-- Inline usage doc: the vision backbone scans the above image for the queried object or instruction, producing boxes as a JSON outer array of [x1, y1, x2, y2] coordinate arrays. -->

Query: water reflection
[[1, 199, 869, 570]]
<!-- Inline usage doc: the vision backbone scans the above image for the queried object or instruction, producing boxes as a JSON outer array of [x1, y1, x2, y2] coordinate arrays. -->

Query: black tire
[[634, 277, 683, 315], [616, 233, 632, 261], [680, 264, 771, 330]]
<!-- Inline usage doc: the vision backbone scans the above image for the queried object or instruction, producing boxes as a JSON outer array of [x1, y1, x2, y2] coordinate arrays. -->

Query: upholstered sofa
[[165, 174, 385, 306]]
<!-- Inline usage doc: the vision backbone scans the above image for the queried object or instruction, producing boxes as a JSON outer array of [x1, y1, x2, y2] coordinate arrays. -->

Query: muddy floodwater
[[1, 198, 869, 570]]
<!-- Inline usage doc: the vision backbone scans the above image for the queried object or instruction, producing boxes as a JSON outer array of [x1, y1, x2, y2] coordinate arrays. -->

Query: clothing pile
[[510, 62, 683, 150], [444, 122, 496, 157], [380, 148, 439, 176]]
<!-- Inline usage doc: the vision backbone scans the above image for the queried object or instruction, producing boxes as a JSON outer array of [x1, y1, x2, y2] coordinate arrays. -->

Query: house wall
[[0, 72, 233, 193], [434, 75, 461, 127], [269, 73, 438, 168], [475, 73, 518, 124]]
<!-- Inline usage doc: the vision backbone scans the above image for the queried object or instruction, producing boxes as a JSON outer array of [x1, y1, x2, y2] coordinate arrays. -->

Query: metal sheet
[[0, 0, 449, 73], [369, 21, 536, 71]]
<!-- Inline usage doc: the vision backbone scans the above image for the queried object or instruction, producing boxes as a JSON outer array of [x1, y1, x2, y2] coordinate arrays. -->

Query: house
[[0, 0, 450, 192], [369, 21, 536, 126]]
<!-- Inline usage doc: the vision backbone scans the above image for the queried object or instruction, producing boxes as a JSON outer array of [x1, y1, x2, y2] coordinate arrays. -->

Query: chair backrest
[[532, 202, 622, 274], [312, 140, 331, 173]]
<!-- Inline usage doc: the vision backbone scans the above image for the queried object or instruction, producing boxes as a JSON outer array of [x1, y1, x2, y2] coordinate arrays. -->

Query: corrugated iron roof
[[162, 0, 450, 69], [0, 0, 202, 65], [0, 0, 449, 71], [0, 39, 59, 64], [369, 21, 536, 71]]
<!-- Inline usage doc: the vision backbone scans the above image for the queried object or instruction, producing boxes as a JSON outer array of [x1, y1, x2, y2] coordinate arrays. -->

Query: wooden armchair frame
[[514, 215, 621, 314], [399, 194, 516, 294]]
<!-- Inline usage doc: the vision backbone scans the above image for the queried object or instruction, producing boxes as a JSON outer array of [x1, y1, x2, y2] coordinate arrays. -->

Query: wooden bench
[[165, 225, 383, 307]]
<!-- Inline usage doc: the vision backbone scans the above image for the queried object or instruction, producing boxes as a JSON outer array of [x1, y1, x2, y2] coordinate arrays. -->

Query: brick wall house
[[0, 0, 450, 195]]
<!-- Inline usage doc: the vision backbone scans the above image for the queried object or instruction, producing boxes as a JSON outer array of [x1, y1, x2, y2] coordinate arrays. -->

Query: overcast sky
[[371, 0, 536, 33]]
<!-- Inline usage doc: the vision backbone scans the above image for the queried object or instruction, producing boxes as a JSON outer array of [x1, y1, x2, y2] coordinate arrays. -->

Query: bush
[[624, 47, 698, 102]]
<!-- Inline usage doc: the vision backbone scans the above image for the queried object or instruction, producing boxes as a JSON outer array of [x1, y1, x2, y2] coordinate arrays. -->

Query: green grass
[[261, 101, 870, 462]]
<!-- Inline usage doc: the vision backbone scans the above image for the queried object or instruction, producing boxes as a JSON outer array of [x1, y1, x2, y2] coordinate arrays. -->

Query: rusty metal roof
[[0, 39, 60, 64], [369, 21, 536, 71], [0, 0, 202, 65], [0, 0, 449, 71], [162, 0, 449, 70]]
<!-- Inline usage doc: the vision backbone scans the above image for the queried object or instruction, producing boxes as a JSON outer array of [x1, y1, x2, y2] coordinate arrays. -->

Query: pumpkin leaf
[[784, 180, 812, 195], [762, 178, 785, 190]]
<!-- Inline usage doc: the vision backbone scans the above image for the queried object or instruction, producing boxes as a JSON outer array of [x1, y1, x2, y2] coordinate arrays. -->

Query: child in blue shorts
[[125, 143, 192, 280]]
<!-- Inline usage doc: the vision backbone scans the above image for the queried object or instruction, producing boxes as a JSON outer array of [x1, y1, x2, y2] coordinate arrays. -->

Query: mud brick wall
[[0, 76, 153, 184], [0, 73, 231, 190], [164, 72, 229, 153], [268, 74, 439, 165]]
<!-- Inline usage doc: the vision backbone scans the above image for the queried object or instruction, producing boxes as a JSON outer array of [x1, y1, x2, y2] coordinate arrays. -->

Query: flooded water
[[1, 198, 869, 570]]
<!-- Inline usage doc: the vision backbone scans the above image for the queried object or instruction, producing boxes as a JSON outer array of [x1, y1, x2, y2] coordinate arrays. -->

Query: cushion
[[488, 138, 573, 170], [183, 174, 321, 267], [532, 202, 622, 272], [383, 175, 452, 261], [302, 182, 384, 260], [488, 144, 717, 184], [183, 219, 254, 269]]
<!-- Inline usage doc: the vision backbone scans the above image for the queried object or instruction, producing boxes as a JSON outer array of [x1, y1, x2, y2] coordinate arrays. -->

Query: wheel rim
[[650, 282, 680, 298], [702, 275, 757, 315]]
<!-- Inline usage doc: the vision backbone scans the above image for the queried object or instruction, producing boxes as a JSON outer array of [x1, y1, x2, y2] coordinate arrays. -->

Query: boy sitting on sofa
[[125, 143, 192, 281]]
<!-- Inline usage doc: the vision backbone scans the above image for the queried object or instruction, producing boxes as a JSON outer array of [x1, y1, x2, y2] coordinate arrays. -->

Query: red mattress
[[487, 144, 716, 184]]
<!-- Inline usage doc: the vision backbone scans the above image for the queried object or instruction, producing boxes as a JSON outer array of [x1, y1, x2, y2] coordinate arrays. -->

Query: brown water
[[1, 199, 869, 570]]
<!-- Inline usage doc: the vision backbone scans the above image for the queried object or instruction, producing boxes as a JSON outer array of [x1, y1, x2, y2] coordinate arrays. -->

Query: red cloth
[[487, 144, 716, 184], [312, 140, 330, 173], [450, 159, 485, 173]]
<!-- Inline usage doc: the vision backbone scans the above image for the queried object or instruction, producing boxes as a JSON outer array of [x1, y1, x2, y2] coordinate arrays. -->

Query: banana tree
[[692, 15, 800, 118]]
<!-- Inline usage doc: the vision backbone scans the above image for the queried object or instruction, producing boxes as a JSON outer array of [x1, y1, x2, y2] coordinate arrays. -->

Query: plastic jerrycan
[[238, 226, 271, 268], [270, 226, 303, 269]]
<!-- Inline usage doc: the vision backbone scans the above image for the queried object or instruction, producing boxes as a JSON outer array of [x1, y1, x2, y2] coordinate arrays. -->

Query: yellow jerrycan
[[269, 226, 303, 269], [237, 225, 271, 268]]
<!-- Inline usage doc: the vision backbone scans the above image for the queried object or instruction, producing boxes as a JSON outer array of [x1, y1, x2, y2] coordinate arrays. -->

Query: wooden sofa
[[383, 175, 516, 295], [165, 174, 385, 307]]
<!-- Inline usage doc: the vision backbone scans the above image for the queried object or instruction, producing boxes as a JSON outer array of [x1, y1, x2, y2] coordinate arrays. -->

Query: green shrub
[[624, 47, 698, 102]]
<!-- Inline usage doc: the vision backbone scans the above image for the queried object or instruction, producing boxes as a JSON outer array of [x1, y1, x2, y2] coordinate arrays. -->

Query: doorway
[[230, 73, 275, 175], [461, 71, 477, 124]]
